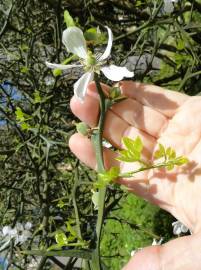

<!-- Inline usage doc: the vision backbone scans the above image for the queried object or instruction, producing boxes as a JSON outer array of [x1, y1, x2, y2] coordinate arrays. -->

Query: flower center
[[86, 51, 96, 67]]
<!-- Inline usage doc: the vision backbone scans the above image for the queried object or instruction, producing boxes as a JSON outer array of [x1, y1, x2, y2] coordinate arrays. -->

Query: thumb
[[122, 232, 201, 270]]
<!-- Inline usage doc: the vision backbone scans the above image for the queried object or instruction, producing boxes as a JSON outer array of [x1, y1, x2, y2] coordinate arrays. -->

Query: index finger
[[119, 81, 189, 118]]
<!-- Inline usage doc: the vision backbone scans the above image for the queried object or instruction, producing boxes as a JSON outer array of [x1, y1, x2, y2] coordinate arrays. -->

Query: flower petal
[[101, 65, 134, 81], [98, 26, 113, 61], [74, 72, 94, 102], [2, 226, 11, 236], [45, 61, 82, 70], [62, 27, 87, 59], [24, 222, 32, 230]]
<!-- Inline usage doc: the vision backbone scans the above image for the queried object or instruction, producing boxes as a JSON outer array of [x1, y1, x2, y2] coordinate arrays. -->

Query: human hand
[[69, 81, 201, 270]]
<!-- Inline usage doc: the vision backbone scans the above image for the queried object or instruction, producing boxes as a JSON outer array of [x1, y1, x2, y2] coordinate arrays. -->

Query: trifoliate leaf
[[64, 10, 75, 28], [123, 136, 143, 153], [117, 136, 143, 162]]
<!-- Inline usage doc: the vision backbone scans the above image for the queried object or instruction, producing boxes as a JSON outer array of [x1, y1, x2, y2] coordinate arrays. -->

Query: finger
[[110, 98, 168, 138], [123, 232, 201, 270], [70, 82, 111, 127], [69, 133, 119, 170], [119, 81, 189, 118], [85, 82, 168, 138], [103, 110, 156, 159], [71, 83, 156, 157]]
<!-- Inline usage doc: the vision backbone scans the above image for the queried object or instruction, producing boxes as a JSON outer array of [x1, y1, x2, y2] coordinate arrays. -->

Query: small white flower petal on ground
[[9, 228, 18, 238], [24, 222, 32, 230], [172, 220, 189, 235], [2, 226, 11, 236], [16, 222, 23, 231], [62, 27, 88, 59], [19, 230, 32, 243], [152, 238, 163, 245], [74, 72, 94, 101], [45, 61, 82, 70], [101, 65, 134, 81], [163, 0, 177, 13], [130, 250, 136, 257], [98, 26, 113, 61]]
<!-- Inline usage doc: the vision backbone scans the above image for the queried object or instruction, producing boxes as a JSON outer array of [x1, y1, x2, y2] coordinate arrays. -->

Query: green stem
[[119, 162, 174, 178], [91, 73, 107, 270]]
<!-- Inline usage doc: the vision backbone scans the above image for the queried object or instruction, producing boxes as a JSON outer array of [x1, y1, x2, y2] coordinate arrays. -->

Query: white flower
[[152, 238, 163, 245], [2, 226, 12, 236], [163, 0, 178, 13], [16, 222, 24, 231], [0, 222, 32, 249], [24, 222, 32, 230], [46, 26, 134, 102], [172, 220, 189, 235], [130, 250, 136, 256]]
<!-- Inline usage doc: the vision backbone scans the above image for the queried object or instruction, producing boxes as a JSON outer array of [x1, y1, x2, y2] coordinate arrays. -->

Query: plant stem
[[91, 73, 107, 270], [119, 161, 174, 178]]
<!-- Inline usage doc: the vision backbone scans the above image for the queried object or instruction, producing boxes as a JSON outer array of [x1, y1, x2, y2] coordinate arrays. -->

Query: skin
[[69, 81, 201, 270]]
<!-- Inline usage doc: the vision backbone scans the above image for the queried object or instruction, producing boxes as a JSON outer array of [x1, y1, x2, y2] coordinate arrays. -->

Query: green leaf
[[154, 144, 165, 159], [15, 107, 25, 122], [166, 164, 174, 171], [117, 137, 143, 162], [84, 27, 98, 41], [123, 136, 143, 153], [95, 167, 120, 188], [20, 66, 29, 73], [66, 221, 77, 238], [109, 87, 122, 99], [64, 10, 75, 27], [76, 122, 89, 136], [47, 244, 62, 251], [55, 231, 68, 246], [116, 150, 139, 162], [84, 27, 106, 45], [20, 122, 31, 130], [33, 90, 42, 104], [174, 157, 189, 165], [166, 147, 176, 159], [53, 68, 62, 77]]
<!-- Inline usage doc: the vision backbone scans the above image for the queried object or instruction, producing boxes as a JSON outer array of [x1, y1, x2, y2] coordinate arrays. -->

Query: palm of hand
[[70, 81, 201, 234], [121, 96, 201, 234]]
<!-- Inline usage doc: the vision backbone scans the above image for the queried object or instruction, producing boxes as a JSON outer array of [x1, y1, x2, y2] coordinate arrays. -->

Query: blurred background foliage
[[0, 0, 201, 269]]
